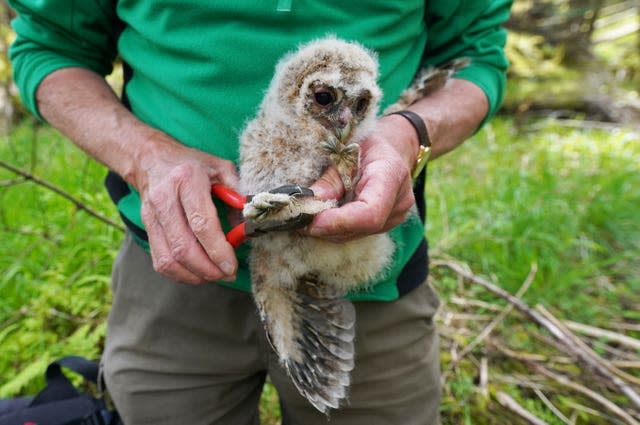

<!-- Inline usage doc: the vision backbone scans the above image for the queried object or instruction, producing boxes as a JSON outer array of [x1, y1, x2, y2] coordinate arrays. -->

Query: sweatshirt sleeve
[[8, 0, 117, 120], [423, 0, 512, 124]]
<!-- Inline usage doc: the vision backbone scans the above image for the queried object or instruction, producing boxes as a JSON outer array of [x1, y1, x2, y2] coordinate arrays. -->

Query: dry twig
[[480, 357, 489, 398], [536, 305, 640, 388], [442, 262, 537, 382], [535, 365, 639, 425], [0, 159, 125, 232], [448, 296, 504, 312], [565, 320, 640, 351], [433, 259, 640, 411], [532, 387, 573, 425], [564, 401, 627, 425], [496, 391, 551, 425]]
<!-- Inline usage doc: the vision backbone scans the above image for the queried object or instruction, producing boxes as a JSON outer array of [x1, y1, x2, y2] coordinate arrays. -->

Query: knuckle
[[390, 211, 409, 229], [220, 160, 237, 173], [169, 164, 194, 186], [206, 247, 221, 261], [140, 204, 154, 225], [397, 194, 415, 215], [189, 212, 210, 234], [153, 254, 175, 275], [169, 238, 190, 261], [146, 186, 167, 209], [365, 206, 387, 232]]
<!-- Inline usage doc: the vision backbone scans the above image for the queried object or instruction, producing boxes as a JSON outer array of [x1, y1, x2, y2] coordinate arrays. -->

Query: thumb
[[310, 166, 345, 200]]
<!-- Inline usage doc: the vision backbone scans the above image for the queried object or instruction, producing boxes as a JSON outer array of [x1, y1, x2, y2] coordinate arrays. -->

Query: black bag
[[0, 356, 121, 425]]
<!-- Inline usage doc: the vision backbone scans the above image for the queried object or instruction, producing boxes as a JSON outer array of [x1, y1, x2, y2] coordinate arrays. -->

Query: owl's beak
[[335, 122, 351, 143], [335, 108, 353, 143]]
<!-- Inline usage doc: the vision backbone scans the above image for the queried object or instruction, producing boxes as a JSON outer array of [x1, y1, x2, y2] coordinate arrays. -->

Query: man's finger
[[309, 166, 344, 200], [142, 203, 207, 284], [307, 197, 390, 237], [179, 177, 238, 279], [145, 168, 233, 282]]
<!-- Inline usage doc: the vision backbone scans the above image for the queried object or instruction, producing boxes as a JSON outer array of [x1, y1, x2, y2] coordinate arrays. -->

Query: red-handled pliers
[[211, 183, 315, 248]]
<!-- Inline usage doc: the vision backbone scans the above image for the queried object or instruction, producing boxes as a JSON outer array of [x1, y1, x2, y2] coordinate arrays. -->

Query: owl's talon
[[343, 143, 359, 155], [321, 138, 339, 154]]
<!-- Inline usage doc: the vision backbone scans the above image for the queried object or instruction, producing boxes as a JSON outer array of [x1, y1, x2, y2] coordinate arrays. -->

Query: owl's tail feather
[[285, 275, 356, 415]]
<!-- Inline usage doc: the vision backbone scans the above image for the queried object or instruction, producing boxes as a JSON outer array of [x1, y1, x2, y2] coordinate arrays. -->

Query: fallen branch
[[448, 296, 504, 312], [565, 320, 640, 351], [496, 391, 551, 425], [433, 259, 640, 411], [537, 305, 640, 388], [532, 387, 573, 425], [535, 365, 639, 425], [564, 401, 627, 425], [614, 361, 640, 369], [442, 262, 537, 382], [490, 343, 573, 366], [492, 347, 637, 425], [480, 357, 489, 398], [0, 159, 125, 232], [611, 323, 640, 333], [592, 339, 640, 363]]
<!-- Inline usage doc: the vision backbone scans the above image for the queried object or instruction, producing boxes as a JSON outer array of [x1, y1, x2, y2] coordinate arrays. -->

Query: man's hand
[[37, 67, 239, 284], [306, 78, 488, 241], [307, 114, 418, 242], [135, 132, 239, 284]]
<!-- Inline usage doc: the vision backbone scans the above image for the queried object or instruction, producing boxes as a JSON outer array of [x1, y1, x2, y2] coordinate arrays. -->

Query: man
[[9, 1, 511, 424]]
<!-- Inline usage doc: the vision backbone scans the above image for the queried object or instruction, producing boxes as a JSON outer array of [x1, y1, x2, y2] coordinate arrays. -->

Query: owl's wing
[[383, 57, 470, 114], [284, 275, 356, 414]]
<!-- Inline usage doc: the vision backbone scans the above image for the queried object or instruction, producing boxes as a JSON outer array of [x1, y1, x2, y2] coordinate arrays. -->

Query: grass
[[0, 116, 638, 423], [0, 120, 122, 396], [426, 117, 639, 323], [427, 116, 639, 424]]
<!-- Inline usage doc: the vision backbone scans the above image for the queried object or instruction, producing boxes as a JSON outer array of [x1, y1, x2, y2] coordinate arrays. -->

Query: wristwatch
[[389, 110, 431, 179]]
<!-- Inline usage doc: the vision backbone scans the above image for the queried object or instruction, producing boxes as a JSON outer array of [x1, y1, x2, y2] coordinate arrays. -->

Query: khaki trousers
[[102, 235, 441, 425]]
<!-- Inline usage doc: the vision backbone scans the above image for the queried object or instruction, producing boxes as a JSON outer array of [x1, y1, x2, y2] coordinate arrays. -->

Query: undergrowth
[[0, 121, 122, 396]]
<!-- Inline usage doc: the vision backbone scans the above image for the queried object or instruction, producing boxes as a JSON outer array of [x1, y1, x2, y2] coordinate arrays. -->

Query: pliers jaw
[[245, 184, 316, 236], [244, 211, 315, 237], [261, 184, 314, 198], [212, 183, 316, 248]]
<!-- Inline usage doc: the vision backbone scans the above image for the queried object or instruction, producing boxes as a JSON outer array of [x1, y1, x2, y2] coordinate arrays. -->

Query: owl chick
[[238, 37, 395, 414]]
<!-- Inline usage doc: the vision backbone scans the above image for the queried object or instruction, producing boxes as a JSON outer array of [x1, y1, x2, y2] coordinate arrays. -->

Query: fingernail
[[219, 261, 235, 275]]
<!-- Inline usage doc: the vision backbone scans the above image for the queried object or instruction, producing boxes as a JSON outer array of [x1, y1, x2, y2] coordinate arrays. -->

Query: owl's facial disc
[[309, 83, 364, 143]]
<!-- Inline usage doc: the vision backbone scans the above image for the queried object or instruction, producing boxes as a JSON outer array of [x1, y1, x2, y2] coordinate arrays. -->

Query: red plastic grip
[[226, 222, 247, 248], [211, 183, 247, 210]]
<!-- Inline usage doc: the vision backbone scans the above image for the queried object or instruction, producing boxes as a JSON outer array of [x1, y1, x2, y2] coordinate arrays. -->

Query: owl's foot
[[321, 138, 359, 192], [243, 187, 336, 232], [243, 192, 292, 222]]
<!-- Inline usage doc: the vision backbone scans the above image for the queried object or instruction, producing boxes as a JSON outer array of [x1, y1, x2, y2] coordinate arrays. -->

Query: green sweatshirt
[[9, 0, 511, 301]]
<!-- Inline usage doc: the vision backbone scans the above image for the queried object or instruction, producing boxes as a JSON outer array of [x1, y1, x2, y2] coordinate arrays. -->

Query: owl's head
[[268, 37, 382, 144]]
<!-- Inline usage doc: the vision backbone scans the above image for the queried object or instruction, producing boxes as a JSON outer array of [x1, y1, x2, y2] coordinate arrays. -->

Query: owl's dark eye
[[355, 97, 369, 114], [314, 91, 335, 106]]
